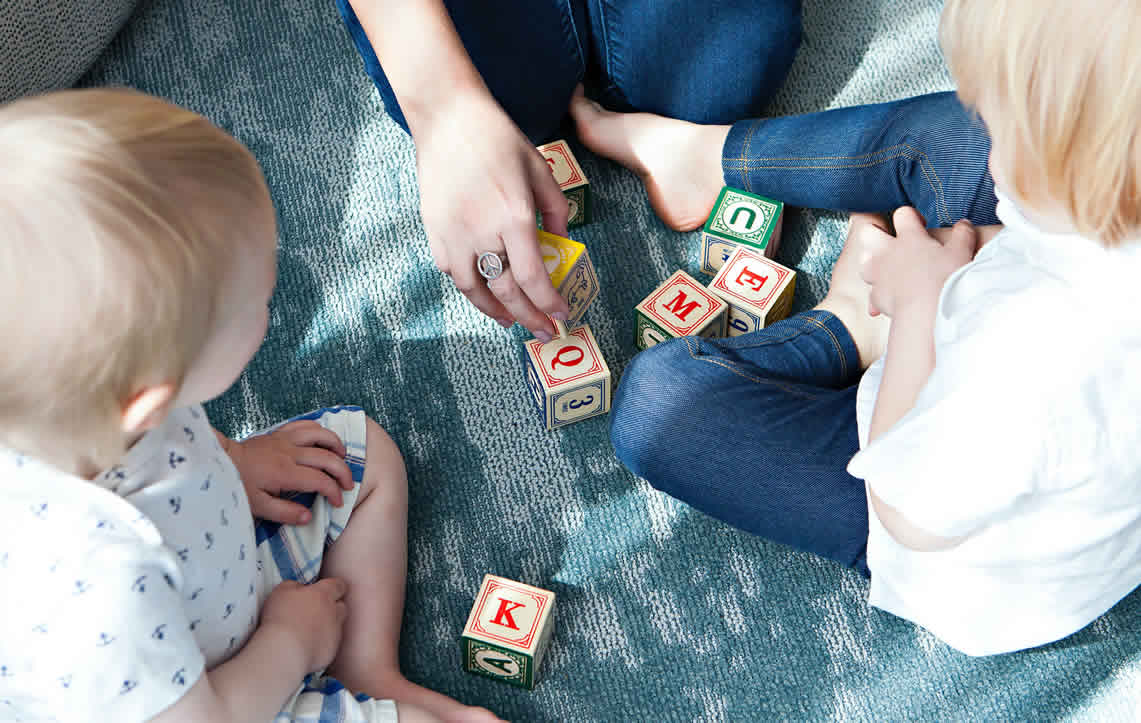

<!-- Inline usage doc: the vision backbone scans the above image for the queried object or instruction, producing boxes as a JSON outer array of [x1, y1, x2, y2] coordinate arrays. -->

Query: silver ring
[[477, 251, 508, 281]]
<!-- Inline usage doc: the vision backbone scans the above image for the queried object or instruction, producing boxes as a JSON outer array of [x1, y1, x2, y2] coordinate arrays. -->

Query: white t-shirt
[[848, 190, 1141, 656], [0, 405, 261, 721]]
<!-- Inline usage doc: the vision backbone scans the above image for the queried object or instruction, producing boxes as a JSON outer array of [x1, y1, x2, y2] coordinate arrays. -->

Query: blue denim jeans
[[723, 91, 999, 227], [334, 0, 803, 142], [610, 311, 871, 576]]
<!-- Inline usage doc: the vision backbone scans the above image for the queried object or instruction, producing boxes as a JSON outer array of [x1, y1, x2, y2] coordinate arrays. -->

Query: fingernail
[[551, 311, 568, 322], [497, 318, 513, 329], [299, 510, 311, 523], [535, 331, 553, 344]]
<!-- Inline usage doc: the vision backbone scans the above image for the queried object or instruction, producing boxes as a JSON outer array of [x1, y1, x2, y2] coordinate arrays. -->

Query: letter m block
[[633, 270, 728, 350], [462, 574, 557, 690]]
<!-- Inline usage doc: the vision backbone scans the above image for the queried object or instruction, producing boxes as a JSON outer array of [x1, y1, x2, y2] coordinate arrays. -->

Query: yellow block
[[538, 229, 587, 288]]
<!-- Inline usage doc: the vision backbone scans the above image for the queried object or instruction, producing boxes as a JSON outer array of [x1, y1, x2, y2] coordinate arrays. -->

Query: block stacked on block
[[699, 186, 784, 275], [708, 246, 797, 335], [461, 575, 556, 690], [539, 229, 599, 326], [538, 139, 591, 228], [523, 324, 611, 430], [634, 270, 728, 350]]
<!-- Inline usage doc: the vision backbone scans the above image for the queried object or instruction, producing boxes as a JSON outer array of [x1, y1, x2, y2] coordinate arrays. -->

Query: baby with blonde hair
[[591, 0, 1141, 656], [0, 89, 500, 722]]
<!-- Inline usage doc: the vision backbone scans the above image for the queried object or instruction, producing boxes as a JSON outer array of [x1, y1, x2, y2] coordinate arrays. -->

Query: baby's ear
[[120, 384, 178, 436]]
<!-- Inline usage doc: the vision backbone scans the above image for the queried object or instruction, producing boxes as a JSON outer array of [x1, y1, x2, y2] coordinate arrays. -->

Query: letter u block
[[539, 230, 600, 326], [462, 574, 557, 690], [634, 270, 728, 350], [699, 186, 784, 275], [538, 139, 591, 228], [708, 246, 797, 336], [523, 324, 611, 430]]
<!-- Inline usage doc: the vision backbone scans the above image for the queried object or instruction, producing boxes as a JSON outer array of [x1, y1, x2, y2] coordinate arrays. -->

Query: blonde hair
[[0, 88, 271, 473], [941, 0, 1141, 244]]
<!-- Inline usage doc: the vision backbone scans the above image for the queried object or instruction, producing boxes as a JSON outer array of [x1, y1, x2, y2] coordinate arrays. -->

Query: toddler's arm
[[151, 578, 348, 723]]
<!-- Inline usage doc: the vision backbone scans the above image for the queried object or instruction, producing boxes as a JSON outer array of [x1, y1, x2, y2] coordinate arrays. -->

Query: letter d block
[[634, 270, 728, 350], [523, 324, 611, 430], [462, 574, 556, 690], [708, 246, 797, 336], [538, 139, 591, 228], [699, 186, 784, 275], [539, 230, 600, 326]]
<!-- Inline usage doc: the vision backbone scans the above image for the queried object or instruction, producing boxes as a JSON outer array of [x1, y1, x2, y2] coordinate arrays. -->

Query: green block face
[[564, 185, 591, 228], [634, 311, 673, 351], [703, 187, 781, 249], [462, 638, 534, 689]]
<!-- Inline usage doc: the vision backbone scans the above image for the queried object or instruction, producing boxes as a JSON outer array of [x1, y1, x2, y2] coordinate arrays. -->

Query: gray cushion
[[0, 0, 138, 102]]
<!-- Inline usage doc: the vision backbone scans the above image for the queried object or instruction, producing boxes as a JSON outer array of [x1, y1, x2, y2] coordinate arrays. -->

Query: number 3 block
[[539, 229, 599, 326], [699, 186, 784, 275], [634, 270, 728, 350], [462, 574, 556, 690], [523, 324, 611, 430], [708, 246, 797, 336], [538, 139, 591, 228]]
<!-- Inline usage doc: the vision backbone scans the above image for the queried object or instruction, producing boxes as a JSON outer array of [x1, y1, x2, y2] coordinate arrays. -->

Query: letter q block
[[634, 270, 728, 350], [537, 139, 591, 228], [708, 246, 797, 335], [699, 186, 784, 275], [523, 324, 611, 430], [462, 574, 556, 690], [539, 229, 599, 326]]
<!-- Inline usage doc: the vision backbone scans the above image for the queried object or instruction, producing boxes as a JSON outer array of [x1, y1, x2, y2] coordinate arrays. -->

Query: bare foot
[[569, 85, 729, 231], [368, 675, 506, 723], [815, 213, 893, 368]]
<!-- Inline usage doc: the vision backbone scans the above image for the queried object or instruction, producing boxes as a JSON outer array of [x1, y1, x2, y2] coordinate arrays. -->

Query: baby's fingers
[[251, 491, 312, 526]]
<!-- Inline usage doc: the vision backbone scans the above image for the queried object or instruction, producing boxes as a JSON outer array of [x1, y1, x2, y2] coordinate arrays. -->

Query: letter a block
[[699, 186, 784, 275], [462, 574, 556, 690], [523, 324, 611, 430], [539, 229, 599, 326], [634, 270, 728, 350], [538, 139, 591, 228], [708, 246, 797, 336]]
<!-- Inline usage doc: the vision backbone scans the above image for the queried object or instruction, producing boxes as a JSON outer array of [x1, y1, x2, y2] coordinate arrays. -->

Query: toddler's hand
[[860, 207, 979, 319], [228, 420, 355, 525], [260, 578, 348, 674]]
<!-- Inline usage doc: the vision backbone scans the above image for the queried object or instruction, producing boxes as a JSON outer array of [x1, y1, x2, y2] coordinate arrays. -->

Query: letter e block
[[708, 246, 797, 335], [539, 229, 600, 326], [699, 186, 784, 275], [538, 139, 591, 228], [523, 324, 611, 430], [634, 270, 728, 350], [462, 574, 556, 690]]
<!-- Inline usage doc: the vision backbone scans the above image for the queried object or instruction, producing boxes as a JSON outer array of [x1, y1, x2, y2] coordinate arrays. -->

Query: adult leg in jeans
[[571, 89, 998, 231], [610, 216, 888, 576], [335, 1, 803, 143]]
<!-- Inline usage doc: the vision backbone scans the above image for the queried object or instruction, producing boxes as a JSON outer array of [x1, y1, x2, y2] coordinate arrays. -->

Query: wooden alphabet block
[[698, 186, 784, 275], [461, 574, 556, 690], [634, 270, 728, 350], [523, 324, 611, 430], [538, 139, 591, 228], [708, 246, 797, 336], [539, 229, 599, 326]]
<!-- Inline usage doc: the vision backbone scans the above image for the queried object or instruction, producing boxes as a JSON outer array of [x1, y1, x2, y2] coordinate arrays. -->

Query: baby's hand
[[260, 578, 348, 674], [227, 420, 355, 525], [860, 207, 979, 319]]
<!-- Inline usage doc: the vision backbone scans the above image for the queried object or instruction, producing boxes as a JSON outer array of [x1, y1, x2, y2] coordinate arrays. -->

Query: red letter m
[[663, 290, 701, 321], [490, 598, 525, 630]]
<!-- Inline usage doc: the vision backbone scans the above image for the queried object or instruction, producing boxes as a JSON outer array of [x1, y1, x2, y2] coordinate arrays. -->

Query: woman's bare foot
[[569, 85, 729, 232], [815, 213, 893, 368]]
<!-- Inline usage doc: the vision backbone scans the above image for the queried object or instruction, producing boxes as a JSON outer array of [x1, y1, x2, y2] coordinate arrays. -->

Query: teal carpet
[[82, 1, 1141, 719]]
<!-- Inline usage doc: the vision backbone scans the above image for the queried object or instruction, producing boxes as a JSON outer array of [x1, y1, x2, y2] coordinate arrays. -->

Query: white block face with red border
[[461, 574, 557, 690], [523, 324, 611, 430], [708, 246, 797, 336], [633, 270, 728, 350], [537, 139, 591, 228]]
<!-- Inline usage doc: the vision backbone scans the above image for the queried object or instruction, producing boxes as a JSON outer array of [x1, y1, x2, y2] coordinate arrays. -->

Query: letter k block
[[462, 574, 557, 690]]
